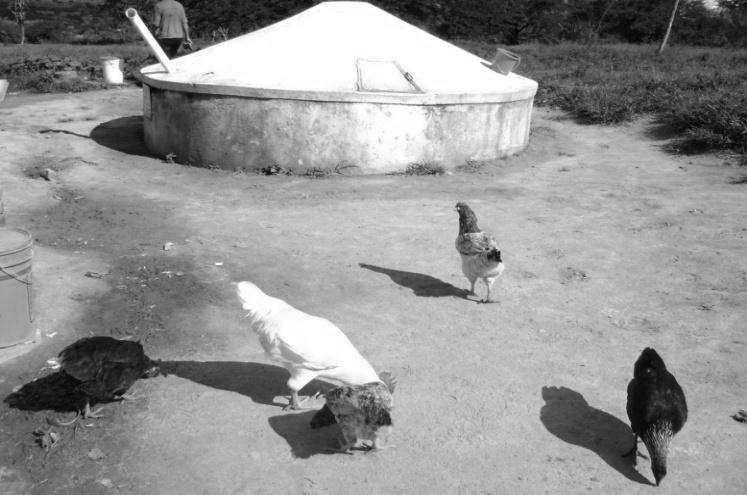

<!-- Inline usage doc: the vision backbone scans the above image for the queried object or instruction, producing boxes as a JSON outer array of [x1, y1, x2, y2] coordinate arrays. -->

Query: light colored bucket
[[101, 57, 124, 84], [491, 48, 521, 75], [0, 79, 8, 103], [0, 228, 33, 348]]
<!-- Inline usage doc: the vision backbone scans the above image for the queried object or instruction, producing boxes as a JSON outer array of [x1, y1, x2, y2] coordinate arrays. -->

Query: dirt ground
[[0, 88, 745, 494]]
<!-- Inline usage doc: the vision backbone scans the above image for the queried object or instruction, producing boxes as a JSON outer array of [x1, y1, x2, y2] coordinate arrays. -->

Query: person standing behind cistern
[[153, 0, 191, 57]]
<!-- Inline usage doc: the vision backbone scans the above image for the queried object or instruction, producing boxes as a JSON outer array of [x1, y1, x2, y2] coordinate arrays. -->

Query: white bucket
[[0, 79, 8, 103], [491, 48, 521, 75], [101, 57, 124, 84]]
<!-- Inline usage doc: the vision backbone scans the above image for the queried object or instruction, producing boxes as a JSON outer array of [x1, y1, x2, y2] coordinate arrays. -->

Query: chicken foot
[[48, 401, 104, 427], [622, 435, 648, 464]]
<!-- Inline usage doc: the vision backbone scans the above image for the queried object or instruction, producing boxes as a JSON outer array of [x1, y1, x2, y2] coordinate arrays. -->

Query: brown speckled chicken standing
[[455, 202, 504, 302]]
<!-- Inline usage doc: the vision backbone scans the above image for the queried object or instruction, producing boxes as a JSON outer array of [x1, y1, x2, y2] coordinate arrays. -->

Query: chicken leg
[[622, 435, 648, 464], [284, 390, 307, 410], [483, 278, 499, 303], [324, 427, 357, 455], [49, 401, 104, 427]]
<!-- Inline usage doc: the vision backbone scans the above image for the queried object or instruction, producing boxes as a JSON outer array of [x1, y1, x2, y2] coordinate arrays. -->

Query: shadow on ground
[[268, 409, 341, 458], [90, 116, 153, 157], [359, 263, 469, 298], [159, 360, 333, 407], [540, 386, 653, 486], [161, 360, 342, 457], [37, 116, 153, 158]]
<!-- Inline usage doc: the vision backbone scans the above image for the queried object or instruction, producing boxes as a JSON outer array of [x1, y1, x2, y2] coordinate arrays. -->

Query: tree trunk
[[20, 21, 25, 45], [658, 0, 680, 54], [594, 0, 619, 37]]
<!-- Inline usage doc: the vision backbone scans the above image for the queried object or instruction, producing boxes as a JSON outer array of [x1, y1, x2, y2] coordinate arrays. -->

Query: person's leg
[[157, 38, 181, 58], [166, 38, 181, 57]]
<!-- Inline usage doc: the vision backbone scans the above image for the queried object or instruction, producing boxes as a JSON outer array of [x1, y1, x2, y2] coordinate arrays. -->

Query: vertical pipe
[[125, 8, 174, 73]]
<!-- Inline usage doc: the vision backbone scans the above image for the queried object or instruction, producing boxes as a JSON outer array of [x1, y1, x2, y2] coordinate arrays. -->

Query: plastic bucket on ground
[[101, 57, 124, 84], [491, 48, 521, 75], [0, 79, 8, 103], [0, 228, 33, 348]]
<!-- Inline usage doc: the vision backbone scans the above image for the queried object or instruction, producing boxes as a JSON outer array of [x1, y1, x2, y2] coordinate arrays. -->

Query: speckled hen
[[455, 202, 504, 302], [311, 372, 396, 453]]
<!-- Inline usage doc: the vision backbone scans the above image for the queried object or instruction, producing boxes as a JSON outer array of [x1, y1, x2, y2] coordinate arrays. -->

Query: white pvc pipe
[[125, 8, 174, 73]]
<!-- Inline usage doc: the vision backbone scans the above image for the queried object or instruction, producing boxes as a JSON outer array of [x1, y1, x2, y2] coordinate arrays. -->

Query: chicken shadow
[[3, 371, 87, 413], [90, 116, 154, 157], [268, 410, 341, 458], [540, 386, 653, 485], [159, 360, 332, 407], [359, 263, 469, 298]]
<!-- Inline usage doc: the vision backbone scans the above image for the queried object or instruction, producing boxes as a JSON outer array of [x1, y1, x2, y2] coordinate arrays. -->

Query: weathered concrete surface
[[143, 86, 534, 173]]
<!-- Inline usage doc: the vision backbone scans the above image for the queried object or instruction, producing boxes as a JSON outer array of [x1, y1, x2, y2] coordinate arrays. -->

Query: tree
[[593, 0, 620, 38], [719, 0, 747, 46], [658, 0, 681, 53], [103, 0, 153, 24], [8, 0, 30, 44]]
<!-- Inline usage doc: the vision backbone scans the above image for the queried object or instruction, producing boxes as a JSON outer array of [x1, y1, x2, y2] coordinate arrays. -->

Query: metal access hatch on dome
[[356, 60, 422, 93]]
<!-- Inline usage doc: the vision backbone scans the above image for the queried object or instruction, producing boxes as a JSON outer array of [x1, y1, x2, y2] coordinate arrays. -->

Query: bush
[[0, 44, 153, 91], [454, 41, 747, 157], [13, 71, 106, 93], [663, 93, 747, 154]]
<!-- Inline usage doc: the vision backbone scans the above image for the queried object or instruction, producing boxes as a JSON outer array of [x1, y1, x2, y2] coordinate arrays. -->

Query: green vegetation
[[516, 42, 747, 156], [405, 163, 446, 176], [0, 43, 151, 92], [455, 41, 747, 156], [1, 1, 746, 47]]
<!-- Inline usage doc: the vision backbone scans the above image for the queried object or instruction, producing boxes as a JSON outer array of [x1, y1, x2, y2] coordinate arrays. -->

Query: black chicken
[[55, 336, 160, 423], [625, 347, 688, 486]]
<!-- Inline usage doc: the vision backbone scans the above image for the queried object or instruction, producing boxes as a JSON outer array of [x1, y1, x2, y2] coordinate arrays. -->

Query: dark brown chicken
[[56, 336, 159, 423], [625, 347, 688, 486]]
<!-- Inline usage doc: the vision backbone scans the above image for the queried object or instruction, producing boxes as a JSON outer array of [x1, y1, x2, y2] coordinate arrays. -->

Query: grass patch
[[302, 162, 360, 178], [402, 162, 445, 176], [0, 43, 153, 92], [455, 159, 491, 173], [456, 41, 747, 157]]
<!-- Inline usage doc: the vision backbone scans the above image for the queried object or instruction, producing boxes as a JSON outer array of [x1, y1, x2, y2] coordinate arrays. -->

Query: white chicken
[[236, 281, 382, 409]]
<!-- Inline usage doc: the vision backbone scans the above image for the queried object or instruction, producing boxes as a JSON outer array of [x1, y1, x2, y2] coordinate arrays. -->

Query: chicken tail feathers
[[237, 281, 266, 311], [379, 371, 397, 394]]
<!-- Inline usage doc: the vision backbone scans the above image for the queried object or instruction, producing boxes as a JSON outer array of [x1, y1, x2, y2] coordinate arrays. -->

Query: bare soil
[[0, 88, 745, 494]]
